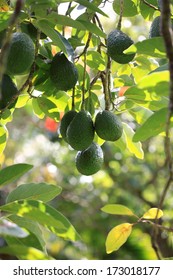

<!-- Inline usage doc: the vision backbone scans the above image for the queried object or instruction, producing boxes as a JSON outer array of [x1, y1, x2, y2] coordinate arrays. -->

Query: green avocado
[[107, 29, 135, 64], [75, 142, 104, 175], [50, 53, 78, 91], [60, 110, 77, 142], [67, 110, 95, 151], [6, 32, 35, 75], [95, 110, 123, 141], [0, 75, 18, 109]]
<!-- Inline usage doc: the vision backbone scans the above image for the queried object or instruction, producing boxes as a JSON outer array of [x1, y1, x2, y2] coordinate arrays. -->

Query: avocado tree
[[0, 0, 173, 260]]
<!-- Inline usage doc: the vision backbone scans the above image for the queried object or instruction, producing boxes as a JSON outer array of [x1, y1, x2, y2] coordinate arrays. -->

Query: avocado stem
[[117, 0, 124, 30]]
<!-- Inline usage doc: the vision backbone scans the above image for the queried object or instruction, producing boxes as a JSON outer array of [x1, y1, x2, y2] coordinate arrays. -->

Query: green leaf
[[37, 96, 60, 120], [0, 200, 81, 242], [0, 163, 33, 187], [113, 0, 138, 17], [77, 14, 106, 38], [0, 218, 28, 238], [138, 71, 169, 90], [125, 38, 166, 58], [0, 245, 54, 260], [0, 125, 8, 156], [6, 183, 62, 203], [139, 0, 158, 20], [133, 107, 168, 142], [47, 13, 86, 30], [123, 123, 144, 159], [32, 98, 45, 119], [129, 106, 153, 124], [75, 0, 108, 17], [106, 223, 133, 254], [142, 208, 163, 219], [36, 20, 74, 56], [8, 215, 46, 252], [0, 12, 11, 31], [87, 51, 105, 71], [101, 204, 136, 216], [5, 233, 44, 252]]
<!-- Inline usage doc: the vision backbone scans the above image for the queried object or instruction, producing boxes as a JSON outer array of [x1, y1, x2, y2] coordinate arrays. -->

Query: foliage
[[0, 0, 173, 260]]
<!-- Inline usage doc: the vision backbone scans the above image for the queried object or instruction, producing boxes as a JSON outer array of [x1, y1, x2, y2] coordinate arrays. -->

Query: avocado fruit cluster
[[0, 31, 35, 110], [60, 109, 123, 175], [50, 53, 78, 91], [107, 29, 135, 64]]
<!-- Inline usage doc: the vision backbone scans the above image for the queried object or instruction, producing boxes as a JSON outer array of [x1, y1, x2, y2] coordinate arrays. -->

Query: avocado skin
[[67, 110, 95, 151], [75, 142, 103, 175], [107, 29, 135, 64], [50, 53, 78, 91], [95, 110, 123, 141], [60, 110, 77, 142], [0, 75, 18, 109], [6, 32, 35, 75]]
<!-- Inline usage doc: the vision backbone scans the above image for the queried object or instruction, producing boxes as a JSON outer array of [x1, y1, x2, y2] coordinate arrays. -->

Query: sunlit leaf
[[113, 0, 138, 17], [123, 123, 144, 159], [32, 98, 45, 119], [6, 183, 62, 203], [0, 245, 54, 260], [101, 204, 136, 216], [0, 200, 81, 241], [125, 38, 166, 58], [0, 163, 33, 187], [142, 208, 163, 219], [106, 223, 133, 254], [133, 107, 169, 142], [0, 125, 8, 156], [129, 106, 153, 124], [0, 0, 10, 12], [0, 218, 28, 238], [138, 71, 169, 90]]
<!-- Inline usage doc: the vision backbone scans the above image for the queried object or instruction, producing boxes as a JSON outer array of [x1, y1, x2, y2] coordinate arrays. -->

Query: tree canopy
[[0, 0, 173, 260]]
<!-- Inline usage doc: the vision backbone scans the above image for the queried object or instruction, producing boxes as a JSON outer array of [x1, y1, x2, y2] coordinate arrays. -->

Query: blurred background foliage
[[0, 0, 173, 260]]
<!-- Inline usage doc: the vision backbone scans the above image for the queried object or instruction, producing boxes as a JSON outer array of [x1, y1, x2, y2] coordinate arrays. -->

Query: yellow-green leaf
[[101, 204, 136, 216], [142, 208, 163, 219], [106, 223, 133, 254], [0, 125, 8, 156], [123, 122, 144, 159]]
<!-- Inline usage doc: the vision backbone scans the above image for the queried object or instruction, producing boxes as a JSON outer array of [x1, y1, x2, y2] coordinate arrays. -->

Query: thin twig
[[117, 0, 124, 30], [142, 0, 159, 10], [151, 0, 173, 258]]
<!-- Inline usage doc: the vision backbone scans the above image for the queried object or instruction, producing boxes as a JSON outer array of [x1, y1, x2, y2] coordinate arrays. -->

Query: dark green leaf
[[0, 163, 33, 187], [8, 215, 46, 252], [0, 200, 81, 241], [36, 20, 74, 56], [6, 182, 62, 203]]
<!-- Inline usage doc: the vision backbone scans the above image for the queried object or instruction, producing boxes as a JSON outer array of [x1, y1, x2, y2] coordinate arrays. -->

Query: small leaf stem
[[117, 0, 124, 30]]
